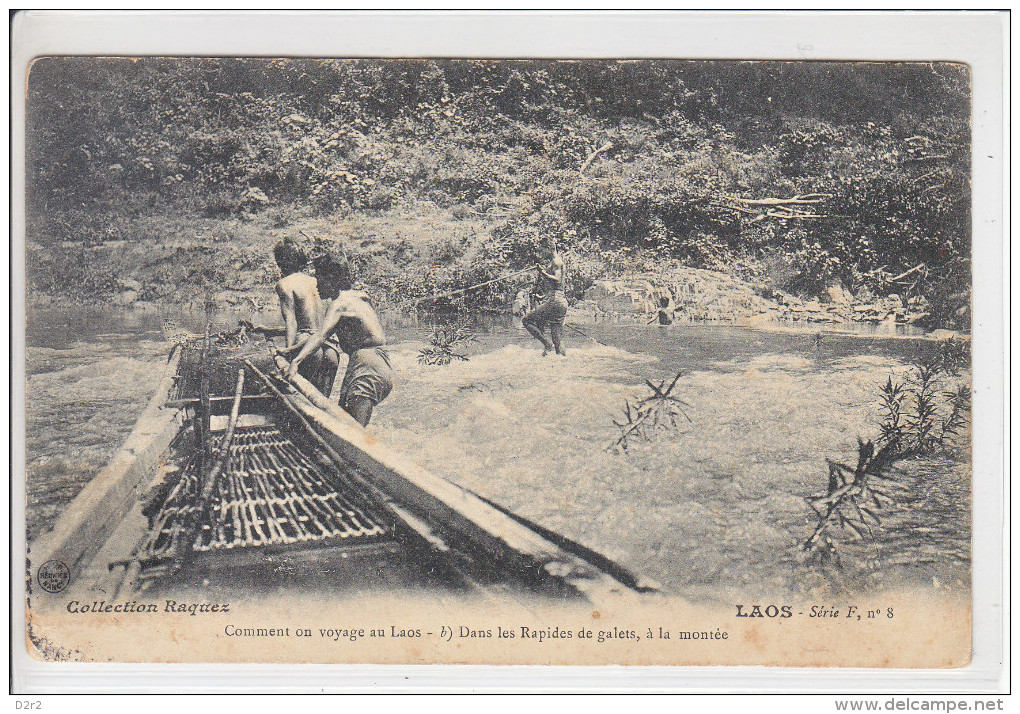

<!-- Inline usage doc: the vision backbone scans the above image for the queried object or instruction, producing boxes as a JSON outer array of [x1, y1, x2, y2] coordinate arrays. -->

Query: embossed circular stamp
[[37, 560, 70, 594]]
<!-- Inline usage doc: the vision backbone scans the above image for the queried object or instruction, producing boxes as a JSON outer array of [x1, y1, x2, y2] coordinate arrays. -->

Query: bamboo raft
[[29, 327, 658, 608]]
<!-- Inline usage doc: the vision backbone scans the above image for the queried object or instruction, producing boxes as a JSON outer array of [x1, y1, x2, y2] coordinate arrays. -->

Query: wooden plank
[[209, 413, 270, 430], [165, 395, 275, 409], [28, 352, 185, 599]]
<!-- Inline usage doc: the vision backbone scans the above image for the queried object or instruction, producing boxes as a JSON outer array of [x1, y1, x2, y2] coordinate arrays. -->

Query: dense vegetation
[[26, 58, 971, 328]]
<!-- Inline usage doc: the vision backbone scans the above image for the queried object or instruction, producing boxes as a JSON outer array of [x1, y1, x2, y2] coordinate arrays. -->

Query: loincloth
[[524, 290, 568, 328], [339, 347, 394, 408]]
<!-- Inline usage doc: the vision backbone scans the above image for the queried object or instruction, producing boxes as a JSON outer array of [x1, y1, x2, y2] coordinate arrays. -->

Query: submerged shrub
[[803, 343, 971, 567]]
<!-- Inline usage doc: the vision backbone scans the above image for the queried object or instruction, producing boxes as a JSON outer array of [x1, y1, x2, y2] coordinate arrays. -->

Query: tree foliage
[[26, 58, 971, 326]]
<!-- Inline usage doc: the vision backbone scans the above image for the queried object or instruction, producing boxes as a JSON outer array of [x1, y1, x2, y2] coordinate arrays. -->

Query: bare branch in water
[[609, 371, 692, 452]]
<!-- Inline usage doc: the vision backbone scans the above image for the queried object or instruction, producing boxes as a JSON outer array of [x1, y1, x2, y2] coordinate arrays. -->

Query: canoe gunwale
[[28, 351, 185, 600]]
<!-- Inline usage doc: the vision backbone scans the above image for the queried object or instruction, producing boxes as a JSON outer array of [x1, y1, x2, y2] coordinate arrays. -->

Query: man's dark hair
[[313, 253, 353, 298], [273, 240, 308, 275]]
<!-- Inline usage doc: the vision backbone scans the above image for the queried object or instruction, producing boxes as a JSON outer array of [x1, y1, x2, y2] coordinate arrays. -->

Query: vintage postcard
[[12, 12, 1004, 684]]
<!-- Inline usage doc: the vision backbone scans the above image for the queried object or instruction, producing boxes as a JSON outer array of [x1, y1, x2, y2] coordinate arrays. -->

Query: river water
[[24, 305, 970, 601]]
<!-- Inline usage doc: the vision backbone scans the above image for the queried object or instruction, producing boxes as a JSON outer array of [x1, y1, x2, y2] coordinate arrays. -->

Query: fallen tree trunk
[[713, 193, 831, 221], [579, 142, 613, 175], [727, 193, 831, 206], [886, 263, 926, 283]]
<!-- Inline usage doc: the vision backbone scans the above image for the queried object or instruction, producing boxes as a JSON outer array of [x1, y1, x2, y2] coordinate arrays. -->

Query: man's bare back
[[272, 240, 337, 395], [275, 272, 322, 347], [285, 290, 392, 426], [324, 291, 386, 354]]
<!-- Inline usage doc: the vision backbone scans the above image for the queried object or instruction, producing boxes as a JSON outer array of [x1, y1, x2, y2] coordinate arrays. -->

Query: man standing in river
[[273, 239, 338, 395], [283, 257, 392, 427], [523, 236, 568, 356]]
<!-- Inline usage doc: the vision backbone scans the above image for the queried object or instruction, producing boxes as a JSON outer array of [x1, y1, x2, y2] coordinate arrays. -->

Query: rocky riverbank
[[25, 212, 965, 339], [573, 266, 956, 336]]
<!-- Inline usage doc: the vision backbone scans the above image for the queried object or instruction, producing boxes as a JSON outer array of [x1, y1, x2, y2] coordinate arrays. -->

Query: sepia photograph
[[13, 12, 1003, 681]]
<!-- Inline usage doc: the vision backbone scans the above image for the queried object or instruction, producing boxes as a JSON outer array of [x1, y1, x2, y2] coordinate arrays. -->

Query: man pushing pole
[[282, 254, 393, 427], [523, 235, 569, 356]]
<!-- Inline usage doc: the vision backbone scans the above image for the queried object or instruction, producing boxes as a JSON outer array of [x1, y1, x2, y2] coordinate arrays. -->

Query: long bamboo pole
[[199, 369, 245, 503], [404, 268, 531, 308]]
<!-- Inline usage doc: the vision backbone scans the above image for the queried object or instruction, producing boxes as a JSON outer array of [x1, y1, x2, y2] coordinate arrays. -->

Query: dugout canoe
[[28, 332, 658, 610]]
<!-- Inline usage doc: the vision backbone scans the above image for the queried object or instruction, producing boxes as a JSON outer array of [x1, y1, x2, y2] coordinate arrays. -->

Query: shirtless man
[[651, 294, 676, 325], [273, 240, 337, 395], [284, 265, 392, 427], [523, 237, 568, 356]]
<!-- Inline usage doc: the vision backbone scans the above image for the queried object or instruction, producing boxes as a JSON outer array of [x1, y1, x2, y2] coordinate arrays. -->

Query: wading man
[[273, 239, 337, 395], [652, 294, 676, 326], [523, 237, 568, 356], [284, 258, 392, 426]]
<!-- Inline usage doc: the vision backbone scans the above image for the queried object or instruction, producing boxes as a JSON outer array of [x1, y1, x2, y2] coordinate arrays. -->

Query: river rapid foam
[[372, 341, 970, 600]]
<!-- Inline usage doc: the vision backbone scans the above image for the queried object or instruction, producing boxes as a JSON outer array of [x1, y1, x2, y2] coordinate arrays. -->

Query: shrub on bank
[[26, 59, 971, 328]]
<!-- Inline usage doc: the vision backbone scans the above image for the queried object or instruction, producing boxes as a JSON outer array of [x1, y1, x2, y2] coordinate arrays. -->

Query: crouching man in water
[[284, 260, 393, 427], [273, 239, 338, 395], [523, 237, 568, 356]]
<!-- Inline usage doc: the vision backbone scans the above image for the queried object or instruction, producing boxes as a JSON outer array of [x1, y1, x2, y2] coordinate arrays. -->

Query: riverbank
[[25, 209, 963, 339], [574, 266, 943, 335]]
